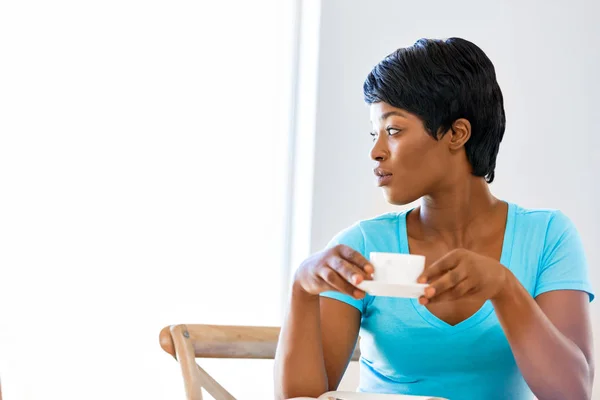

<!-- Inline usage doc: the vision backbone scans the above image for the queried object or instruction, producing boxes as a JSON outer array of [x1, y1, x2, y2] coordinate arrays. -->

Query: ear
[[448, 118, 471, 151]]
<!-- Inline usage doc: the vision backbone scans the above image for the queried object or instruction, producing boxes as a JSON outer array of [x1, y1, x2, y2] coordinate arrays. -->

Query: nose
[[370, 134, 389, 162]]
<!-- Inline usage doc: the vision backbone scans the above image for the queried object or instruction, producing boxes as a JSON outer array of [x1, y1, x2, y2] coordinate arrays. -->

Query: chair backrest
[[159, 324, 360, 400]]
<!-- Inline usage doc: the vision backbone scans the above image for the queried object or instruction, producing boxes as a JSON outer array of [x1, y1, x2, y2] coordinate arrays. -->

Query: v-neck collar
[[401, 201, 517, 334]]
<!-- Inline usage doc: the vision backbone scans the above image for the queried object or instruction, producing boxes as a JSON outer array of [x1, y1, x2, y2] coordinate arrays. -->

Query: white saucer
[[357, 281, 428, 298]]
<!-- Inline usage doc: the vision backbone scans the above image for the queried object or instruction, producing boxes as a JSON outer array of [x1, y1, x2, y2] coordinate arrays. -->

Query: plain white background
[[0, 0, 294, 399]]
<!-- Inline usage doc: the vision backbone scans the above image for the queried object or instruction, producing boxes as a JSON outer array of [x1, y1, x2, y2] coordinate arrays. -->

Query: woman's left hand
[[417, 248, 513, 305]]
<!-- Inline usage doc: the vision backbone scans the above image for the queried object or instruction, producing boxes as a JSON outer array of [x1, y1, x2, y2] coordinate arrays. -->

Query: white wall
[[0, 1, 293, 399], [305, 0, 600, 395]]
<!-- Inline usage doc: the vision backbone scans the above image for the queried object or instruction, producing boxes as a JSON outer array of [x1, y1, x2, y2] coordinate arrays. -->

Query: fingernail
[[352, 274, 360, 284], [418, 276, 426, 284]]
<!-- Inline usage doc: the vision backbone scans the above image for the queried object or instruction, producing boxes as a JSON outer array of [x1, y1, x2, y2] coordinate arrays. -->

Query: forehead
[[369, 102, 412, 124]]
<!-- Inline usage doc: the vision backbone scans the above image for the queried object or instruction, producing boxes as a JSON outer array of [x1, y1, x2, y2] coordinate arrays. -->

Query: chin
[[383, 189, 420, 206]]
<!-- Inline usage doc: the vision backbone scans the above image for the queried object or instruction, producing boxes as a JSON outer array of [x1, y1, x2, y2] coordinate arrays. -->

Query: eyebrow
[[371, 110, 409, 123]]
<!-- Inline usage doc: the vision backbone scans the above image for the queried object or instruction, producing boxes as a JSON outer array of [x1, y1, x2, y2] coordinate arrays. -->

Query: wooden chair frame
[[159, 324, 360, 400]]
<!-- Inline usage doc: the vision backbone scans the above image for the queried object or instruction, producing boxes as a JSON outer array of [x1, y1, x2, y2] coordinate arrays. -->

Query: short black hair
[[363, 37, 506, 183]]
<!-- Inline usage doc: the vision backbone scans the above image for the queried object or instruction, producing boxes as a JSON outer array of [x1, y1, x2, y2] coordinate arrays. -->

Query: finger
[[319, 266, 365, 299], [418, 249, 465, 283], [337, 245, 374, 274], [328, 256, 372, 284], [316, 276, 364, 299], [425, 278, 474, 304], [424, 266, 467, 299]]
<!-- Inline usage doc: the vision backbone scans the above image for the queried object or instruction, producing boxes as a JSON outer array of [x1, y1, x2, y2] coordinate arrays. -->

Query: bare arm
[[493, 277, 594, 399], [320, 297, 361, 391], [274, 244, 372, 400], [274, 285, 360, 399]]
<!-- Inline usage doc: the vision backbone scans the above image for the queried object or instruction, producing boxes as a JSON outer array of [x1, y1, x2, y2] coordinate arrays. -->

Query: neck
[[417, 176, 500, 240]]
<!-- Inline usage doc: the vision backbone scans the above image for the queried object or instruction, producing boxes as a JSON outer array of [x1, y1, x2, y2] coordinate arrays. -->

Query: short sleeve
[[319, 223, 366, 313], [534, 211, 594, 301]]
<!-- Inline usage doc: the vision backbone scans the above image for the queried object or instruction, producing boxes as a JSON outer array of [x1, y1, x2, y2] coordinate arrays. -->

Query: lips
[[374, 167, 392, 177], [374, 167, 393, 186]]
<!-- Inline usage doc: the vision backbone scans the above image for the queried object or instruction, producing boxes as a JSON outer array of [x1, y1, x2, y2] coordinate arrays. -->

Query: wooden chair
[[159, 324, 360, 400]]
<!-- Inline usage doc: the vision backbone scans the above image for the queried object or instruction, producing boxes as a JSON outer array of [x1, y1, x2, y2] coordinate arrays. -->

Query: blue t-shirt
[[321, 202, 594, 399]]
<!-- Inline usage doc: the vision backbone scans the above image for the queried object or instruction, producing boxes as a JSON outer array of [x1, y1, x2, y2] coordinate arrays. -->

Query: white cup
[[369, 252, 426, 284]]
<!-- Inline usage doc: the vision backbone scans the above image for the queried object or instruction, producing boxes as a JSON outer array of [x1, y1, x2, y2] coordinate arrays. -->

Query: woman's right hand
[[293, 245, 374, 299]]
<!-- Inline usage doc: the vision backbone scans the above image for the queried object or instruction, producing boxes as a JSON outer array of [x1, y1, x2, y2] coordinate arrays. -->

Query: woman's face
[[370, 101, 455, 205]]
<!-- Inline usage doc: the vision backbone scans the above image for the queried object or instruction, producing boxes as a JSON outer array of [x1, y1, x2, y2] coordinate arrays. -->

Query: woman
[[274, 38, 595, 400]]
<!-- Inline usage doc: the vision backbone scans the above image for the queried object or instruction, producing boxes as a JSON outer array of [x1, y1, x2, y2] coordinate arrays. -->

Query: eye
[[386, 127, 402, 136], [369, 131, 377, 141]]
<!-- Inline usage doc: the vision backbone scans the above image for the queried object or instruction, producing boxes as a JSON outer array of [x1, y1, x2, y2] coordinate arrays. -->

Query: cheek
[[391, 136, 441, 174]]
